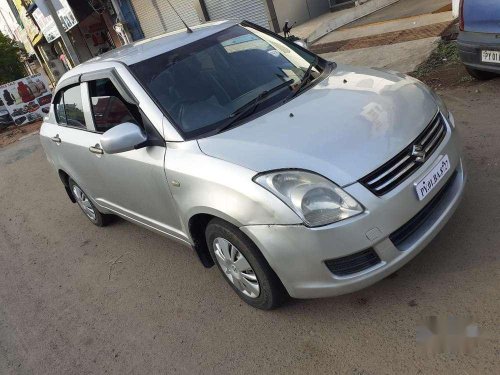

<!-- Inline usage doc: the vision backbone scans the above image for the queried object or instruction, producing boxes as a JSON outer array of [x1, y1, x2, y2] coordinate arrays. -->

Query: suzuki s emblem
[[411, 145, 426, 163]]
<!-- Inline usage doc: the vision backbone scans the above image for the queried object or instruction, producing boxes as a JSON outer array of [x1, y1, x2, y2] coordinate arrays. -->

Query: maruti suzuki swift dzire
[[40, 21, 466, 309]]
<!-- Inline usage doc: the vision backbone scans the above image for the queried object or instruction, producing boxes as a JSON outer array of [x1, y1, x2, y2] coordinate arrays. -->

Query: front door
[[81, 77, 185, 241]]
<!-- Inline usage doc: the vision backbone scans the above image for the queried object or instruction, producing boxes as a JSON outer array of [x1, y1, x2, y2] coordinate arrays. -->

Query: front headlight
[[254, 170, 364, 227]]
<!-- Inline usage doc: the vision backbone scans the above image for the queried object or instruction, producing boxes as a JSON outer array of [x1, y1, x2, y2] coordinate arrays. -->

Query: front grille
[[390, 170, 457, 248], [325, 248, 381, 277], [360, 113, 447, 196]]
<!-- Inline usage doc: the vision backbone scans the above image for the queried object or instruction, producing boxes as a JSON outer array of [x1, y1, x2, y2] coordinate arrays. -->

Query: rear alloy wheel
[[466, 66, 498, 80], [69, 179, 110, 227], [206, 219, 287, 310]]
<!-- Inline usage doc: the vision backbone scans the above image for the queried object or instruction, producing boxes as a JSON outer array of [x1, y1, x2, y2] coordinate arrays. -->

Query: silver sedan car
[[40, 21, 466, 309]]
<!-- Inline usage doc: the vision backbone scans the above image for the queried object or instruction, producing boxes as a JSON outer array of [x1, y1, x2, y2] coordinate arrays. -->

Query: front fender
[[164, 141, 301, 237]]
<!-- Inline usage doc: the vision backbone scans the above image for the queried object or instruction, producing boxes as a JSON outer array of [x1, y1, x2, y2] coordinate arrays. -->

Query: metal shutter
[[131, 0, 201, 39], [204, 0, 270, 29]]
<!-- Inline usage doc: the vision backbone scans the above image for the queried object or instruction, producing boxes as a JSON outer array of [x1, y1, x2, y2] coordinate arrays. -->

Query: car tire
[[205, 218, 288, 310], [68, 179, 111, 227], [465, 66, 498, 80]]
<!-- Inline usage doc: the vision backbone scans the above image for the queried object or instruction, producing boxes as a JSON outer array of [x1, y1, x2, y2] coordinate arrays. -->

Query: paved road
[[0, 80, 499, 374]]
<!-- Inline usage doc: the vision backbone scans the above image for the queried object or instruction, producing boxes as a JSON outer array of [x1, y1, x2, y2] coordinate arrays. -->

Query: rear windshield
[[130, 25, 322, 139]]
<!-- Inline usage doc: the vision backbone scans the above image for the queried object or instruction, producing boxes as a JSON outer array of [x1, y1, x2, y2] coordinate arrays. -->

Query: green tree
[[0, 33, 26, 85]]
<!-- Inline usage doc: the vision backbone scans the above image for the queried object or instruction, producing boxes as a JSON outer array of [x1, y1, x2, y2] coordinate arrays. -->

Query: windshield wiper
[[285, 56, 319, 101], [214, 79, 294, 134]]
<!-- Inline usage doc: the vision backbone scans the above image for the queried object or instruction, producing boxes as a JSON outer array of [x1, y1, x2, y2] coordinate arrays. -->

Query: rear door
[[48, 84, 102, 199]]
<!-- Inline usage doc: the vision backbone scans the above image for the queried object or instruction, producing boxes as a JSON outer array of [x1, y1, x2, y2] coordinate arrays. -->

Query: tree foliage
[[0, 33, 26, 85]]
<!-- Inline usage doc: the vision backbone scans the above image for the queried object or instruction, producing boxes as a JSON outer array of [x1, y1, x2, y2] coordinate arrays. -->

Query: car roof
[[73, 21, 235, 69]]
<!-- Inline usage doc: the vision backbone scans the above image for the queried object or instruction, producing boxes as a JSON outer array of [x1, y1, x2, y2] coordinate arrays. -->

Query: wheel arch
[[58, 169, 76, 203], [187, 207, 245, 268]]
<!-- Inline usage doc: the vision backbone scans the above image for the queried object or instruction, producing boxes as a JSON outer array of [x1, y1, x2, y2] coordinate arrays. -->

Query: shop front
[[129, 0, 201, 39], [17, 1, 131, 84]]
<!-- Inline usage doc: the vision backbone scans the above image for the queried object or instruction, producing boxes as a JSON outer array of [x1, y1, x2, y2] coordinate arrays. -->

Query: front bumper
[[241, 116, 466, 299], [458, 31, 500, 74]]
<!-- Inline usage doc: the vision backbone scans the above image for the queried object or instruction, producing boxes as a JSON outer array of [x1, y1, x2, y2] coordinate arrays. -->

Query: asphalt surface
[[0, 79, 499, 374]]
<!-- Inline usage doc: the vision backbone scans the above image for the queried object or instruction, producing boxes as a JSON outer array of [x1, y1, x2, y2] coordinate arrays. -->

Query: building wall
[[111, 0, 144, 40], [130, 0, 201, 39], [203, 0, 271, 29], [452, 0, 459, 18], [272, 0, 330, 31]]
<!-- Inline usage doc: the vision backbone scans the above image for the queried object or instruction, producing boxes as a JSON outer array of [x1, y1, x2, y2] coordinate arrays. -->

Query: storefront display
[[0, 73, 52, 126], [31, 0, 78, 43]]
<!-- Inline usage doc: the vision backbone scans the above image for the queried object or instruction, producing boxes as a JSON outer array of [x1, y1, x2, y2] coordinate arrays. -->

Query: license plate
[[415, 155, 451, 201], [482, 50, 500, 64]]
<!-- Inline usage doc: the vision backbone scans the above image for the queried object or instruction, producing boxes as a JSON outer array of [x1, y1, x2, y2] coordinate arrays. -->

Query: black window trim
[[52, 69, 164, 147], [86, 77, 142, 134], [83, 73, 165, 146], [53, 68, 141, 134], [80, 68, 159, 139], [81, 68, 139, 106]]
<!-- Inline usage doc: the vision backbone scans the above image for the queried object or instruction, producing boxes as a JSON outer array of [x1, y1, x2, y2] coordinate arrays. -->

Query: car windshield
[[130, 25, 323, 139]]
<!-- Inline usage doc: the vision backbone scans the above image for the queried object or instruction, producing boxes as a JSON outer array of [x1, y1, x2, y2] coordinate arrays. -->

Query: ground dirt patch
[[0, 121, 41, 148], [410, 39, 497, 90]]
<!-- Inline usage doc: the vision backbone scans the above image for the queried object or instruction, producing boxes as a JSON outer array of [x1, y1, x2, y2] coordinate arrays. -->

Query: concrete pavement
[[310, 7, 455, 74], [0, 80, 499, 374], [341, 0, 451, 29], [315, 11, 453, 47], [291, 0, 401, 42], [292, 0, 452, 44], [304, 0, 454, 74], [320, 37, 440, 74]]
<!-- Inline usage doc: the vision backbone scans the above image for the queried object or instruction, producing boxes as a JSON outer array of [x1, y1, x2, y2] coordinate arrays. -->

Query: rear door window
[[88, 79, 138, 133], [54, 93, 67, 124], [62, 86, 86, 128], [55, 85, 86, 129]]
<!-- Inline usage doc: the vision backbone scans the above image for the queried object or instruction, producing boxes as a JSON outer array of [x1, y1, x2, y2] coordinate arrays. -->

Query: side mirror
[[294, 40, 308, 50], [100, 122, 147, 154]]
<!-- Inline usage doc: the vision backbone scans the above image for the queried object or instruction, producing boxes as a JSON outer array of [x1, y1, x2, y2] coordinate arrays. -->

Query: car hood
[[197, 64, 438, 186]]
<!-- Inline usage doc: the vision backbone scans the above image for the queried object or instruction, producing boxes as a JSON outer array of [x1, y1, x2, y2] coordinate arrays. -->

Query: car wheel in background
[[205, 218, 288, 310], [69, 179, 111, 227], [466, 66, 498, 80]]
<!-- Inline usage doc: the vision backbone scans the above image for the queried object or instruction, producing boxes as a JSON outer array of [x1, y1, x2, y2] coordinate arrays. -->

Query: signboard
[[13, 0, 43, 44], [0, 103, 13, 128], [0, 74, 52, 126], [31, 0, 78, 43]]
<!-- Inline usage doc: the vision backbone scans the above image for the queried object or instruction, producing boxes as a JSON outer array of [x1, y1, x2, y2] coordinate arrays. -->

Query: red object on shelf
[[18, 82, 35, 103]]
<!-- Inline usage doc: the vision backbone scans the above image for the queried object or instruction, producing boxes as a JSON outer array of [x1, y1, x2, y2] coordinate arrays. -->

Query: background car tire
[[68, 179, 111, 227], [466, 66, 498, 80], [205, 218, 288, 310]]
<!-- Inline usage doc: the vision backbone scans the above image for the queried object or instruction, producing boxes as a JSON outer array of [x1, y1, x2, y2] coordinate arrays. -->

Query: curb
[[18, 131, 39, 141], [307, 0, 401, 44], [311, 18, 456, 54]]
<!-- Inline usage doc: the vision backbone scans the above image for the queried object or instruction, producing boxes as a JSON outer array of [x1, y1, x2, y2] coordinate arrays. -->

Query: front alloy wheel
[[206, 218, 287, 310], [213, 237, 260, 298]]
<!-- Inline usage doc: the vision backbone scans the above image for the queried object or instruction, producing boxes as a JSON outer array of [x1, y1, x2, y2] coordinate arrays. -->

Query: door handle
[[51, 135, 61, 143], [89, 144, 104, 155]]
